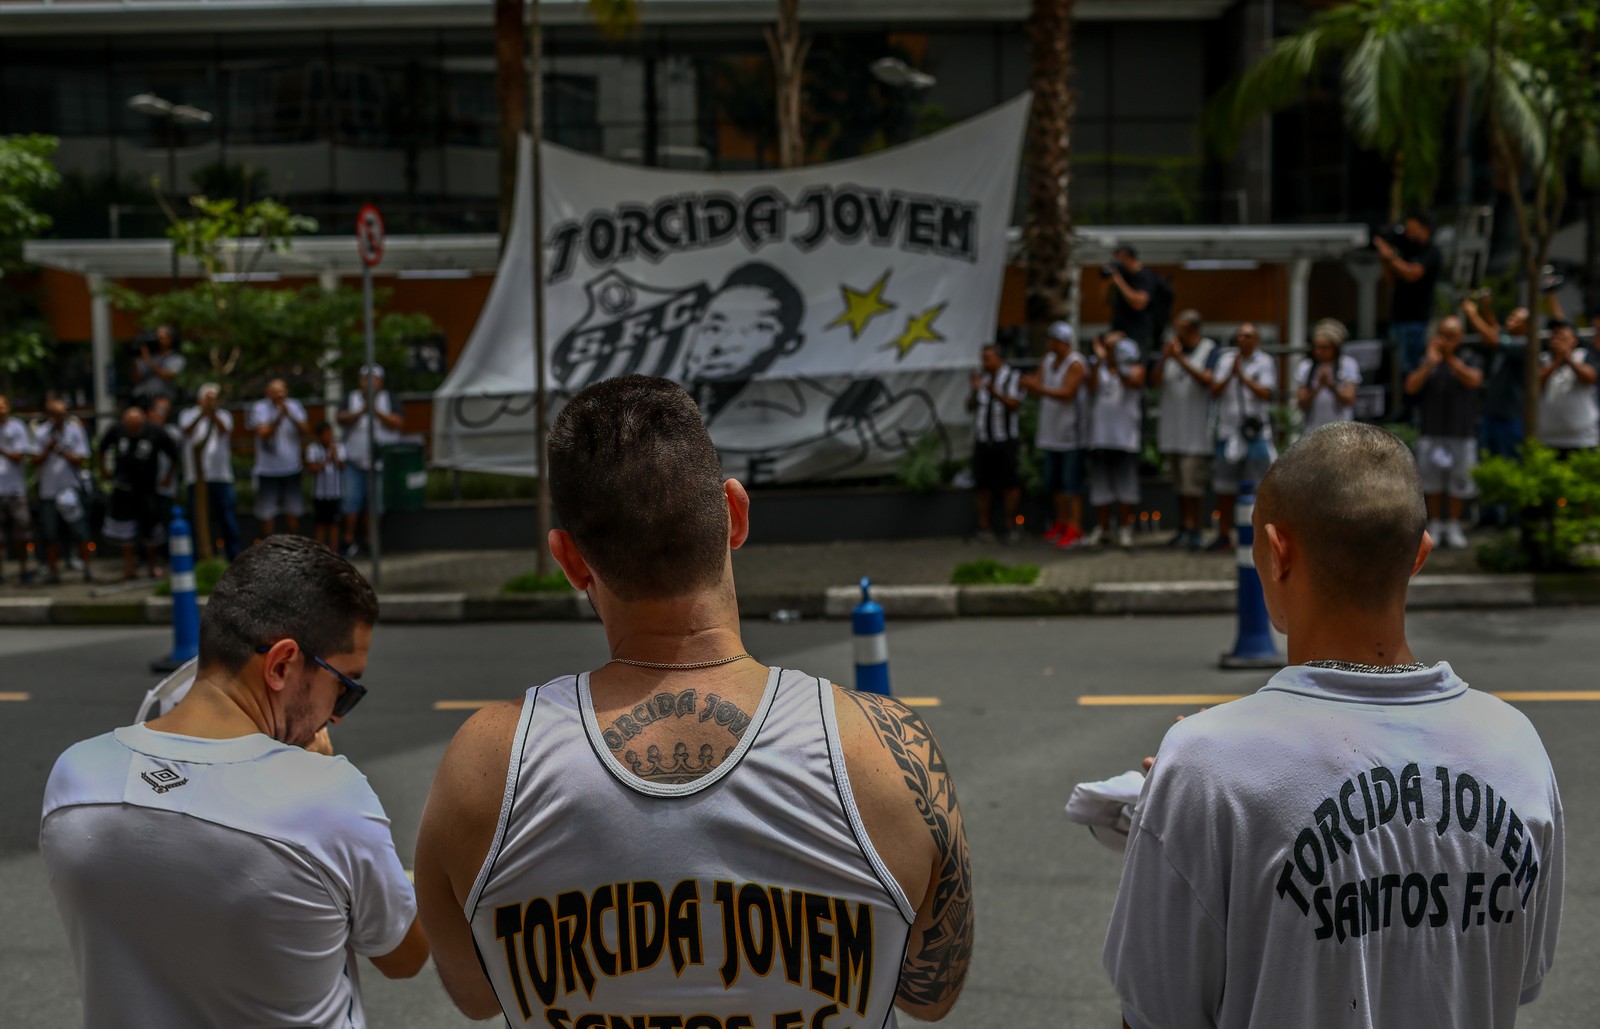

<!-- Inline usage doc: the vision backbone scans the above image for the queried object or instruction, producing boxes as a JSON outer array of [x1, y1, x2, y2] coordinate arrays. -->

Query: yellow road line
[[1078, 694, 1243, 707], [1079, 691, 1600, 707], [0, 691, 29, 702], [434, 695, 943, 712]]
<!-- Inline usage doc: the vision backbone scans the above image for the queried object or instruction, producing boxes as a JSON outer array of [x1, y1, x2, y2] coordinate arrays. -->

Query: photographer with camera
[[1373, 214, 1441, 373], [1461, 298, 1529, 461], [1104, 246, 1161, 349], [1404, 316, 1482, 549], [131, 325, 185, 408], [1295, 318, 1360, 432], [1208, 323, 1277, 551]]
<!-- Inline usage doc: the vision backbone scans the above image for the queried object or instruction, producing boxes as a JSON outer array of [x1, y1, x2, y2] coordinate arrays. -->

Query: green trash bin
[[377, 443, 427, 513]]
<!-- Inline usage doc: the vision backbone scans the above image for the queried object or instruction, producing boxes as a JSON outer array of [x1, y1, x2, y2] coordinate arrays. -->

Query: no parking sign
[[356, 204, 385, 268]]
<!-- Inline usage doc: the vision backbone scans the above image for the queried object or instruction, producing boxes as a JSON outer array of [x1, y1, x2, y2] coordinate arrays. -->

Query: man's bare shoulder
[[829, 684, 949, 869], [433, 699, 526, 817]]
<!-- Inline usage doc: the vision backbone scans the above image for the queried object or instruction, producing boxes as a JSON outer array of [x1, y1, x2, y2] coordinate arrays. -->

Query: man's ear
[[261, 638, 301, 697], [726, 479, 751, 550], [1411, 527, 1435, 578], [1263, 522, 1292, 582], [548, 529, 593, 591]]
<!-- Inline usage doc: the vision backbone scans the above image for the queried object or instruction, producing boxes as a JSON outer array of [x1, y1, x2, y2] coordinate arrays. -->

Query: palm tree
[[1023, 0, 1076, 342]]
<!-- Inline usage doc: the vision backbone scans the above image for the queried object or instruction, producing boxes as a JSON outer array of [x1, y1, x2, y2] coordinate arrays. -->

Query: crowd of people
[[0, 354, 405, 586], [34, 375, 1561, 1029], [971, 231, 1600, 553]]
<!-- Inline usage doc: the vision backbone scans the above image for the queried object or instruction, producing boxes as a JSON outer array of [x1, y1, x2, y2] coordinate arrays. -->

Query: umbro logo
[[141, 768, 189, 794]]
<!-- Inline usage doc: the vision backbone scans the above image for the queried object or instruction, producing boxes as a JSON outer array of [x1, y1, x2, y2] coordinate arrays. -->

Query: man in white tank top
[[416, 376, 974, 1026], [40, 535, 429, 1028]]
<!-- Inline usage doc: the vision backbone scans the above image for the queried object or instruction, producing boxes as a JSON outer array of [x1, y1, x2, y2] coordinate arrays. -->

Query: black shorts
[[104, 489, 165, 546], [972, 440, 1020, 492], [313, 498, 342, 526]]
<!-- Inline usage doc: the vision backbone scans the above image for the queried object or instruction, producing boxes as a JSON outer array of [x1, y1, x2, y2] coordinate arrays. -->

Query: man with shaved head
[[248, 379, 311, 536], [1106, 422, 1563, 1029], [1404, 315, 1482, 549]]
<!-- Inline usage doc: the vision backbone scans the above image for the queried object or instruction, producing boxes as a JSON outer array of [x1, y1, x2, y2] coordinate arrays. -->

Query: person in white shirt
[[1085, 330, 1146, 549], [1209, 323, 1278, 550], [41, 535, 429, 1029], [0, 393, 36, 585], [30, 396, 94, 584], [1296, 318, 1362, 433], [178, 383, 241, 559], [1022, 321, 1089, 548], [148, 396, 182, 531], [1105, 422, 1563, 1029], [337, 364, 403, 558], [304, 421, 347, 551], [248, 379, 311, 536], [1537, 320, 1598, 454], [968, 344, 1024, 543], [1152, 310, 1216, 551]]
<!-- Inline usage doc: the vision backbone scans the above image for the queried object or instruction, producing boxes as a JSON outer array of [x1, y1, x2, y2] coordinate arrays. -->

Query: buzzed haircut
[[548, 375, 728, 601], [1257, 422, 1426, 609], [199, 535, 379, 673]]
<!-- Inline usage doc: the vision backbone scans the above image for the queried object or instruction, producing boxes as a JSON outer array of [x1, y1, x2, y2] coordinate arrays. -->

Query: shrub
[[502, 570, 574, 594], [153, 556, 229, 597], [950, 558, 1040, 586], [1473, 444, 1600, 572]]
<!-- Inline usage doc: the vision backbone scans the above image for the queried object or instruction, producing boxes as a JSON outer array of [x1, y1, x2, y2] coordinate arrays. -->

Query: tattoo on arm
[[844, 692, 974, 1010], [602, 689, 752, 785]]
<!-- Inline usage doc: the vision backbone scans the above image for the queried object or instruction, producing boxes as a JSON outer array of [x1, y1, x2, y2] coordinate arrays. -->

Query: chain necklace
[[1306, 659, 1429, 675], [609, 653, 752, 671]]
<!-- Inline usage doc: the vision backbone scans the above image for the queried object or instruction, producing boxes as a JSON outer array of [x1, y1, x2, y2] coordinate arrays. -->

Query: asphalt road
[[3, 613, 1596, 1028]]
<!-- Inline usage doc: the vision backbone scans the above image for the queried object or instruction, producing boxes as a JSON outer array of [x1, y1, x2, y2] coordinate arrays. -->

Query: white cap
[[360, 363, 385, 378], [1047, 321, 1075, 344]]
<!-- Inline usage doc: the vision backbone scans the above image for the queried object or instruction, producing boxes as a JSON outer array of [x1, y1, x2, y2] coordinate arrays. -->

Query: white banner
[[434, 94, 1029, 485]]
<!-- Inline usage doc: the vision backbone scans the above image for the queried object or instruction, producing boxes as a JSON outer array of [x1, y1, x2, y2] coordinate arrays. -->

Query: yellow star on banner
[[889, 303, 948, 358], [825, 271, 897, 340]]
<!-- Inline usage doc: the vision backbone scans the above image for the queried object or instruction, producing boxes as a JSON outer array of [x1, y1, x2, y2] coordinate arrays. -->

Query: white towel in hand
[[1064, 770, 1145, 852]]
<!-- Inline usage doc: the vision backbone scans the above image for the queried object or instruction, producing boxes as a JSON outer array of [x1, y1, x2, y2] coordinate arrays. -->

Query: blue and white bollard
[[1219, 485, 1284, 670], [852, 577, 892, 696], [151, 505, 201, 674]]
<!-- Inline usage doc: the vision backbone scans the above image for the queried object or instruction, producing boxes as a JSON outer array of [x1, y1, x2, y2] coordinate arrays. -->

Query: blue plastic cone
[[1219, 485, 1284, 670], [852, 578, 892, 696], [151, 505, 201, 674]]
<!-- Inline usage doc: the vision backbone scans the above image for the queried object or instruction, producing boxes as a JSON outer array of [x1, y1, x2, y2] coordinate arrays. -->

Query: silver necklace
[[1306, 659, 1428, 675], [609, 653, 752, 671]]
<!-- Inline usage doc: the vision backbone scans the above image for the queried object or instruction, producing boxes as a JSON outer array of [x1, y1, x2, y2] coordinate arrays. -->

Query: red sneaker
[[1044, 520, 1067, 542], [1055, 525, 1084, 549]]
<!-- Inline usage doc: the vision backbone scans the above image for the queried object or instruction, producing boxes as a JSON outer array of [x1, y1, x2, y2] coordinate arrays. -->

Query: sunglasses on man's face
[[254, 643, 368, 718]]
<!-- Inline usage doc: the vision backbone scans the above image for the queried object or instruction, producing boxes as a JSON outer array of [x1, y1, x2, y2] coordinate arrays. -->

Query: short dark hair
[[1114, 245, 1139, 260], [1258, 422, 1426, 609], [548, 376, 728, 601], [1406, 211, 1434, 231], [314, 420, 332, 434], [1548, 319, 1574, 335], [199, 536, 379, 673]]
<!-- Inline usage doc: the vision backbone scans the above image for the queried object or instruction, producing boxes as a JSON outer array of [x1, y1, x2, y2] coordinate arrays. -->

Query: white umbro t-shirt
[[40, 725, 416, 1029], [1105, 663, 1563, 1029]]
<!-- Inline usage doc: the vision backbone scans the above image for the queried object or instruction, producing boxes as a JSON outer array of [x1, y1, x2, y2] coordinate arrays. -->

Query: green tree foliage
[[0, 134, 62, 390], [110, 195, 436, 395]]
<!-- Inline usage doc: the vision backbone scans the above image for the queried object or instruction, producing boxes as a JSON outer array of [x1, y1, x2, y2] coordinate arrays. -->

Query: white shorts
[[1415, 436, 1477, 499]]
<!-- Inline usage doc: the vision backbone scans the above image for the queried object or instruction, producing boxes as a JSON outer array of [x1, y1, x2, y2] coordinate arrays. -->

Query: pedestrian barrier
[[851, 577, 892, 696], [1219, 485, 1284, 670], [151, 505, 200, 674]]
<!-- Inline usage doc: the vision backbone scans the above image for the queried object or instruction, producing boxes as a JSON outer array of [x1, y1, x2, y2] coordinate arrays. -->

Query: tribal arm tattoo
[[843, 691, 974, 1013]]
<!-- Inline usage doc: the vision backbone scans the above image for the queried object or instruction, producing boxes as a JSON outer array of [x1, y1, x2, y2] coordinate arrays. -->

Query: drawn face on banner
[[680, 263, 806, 383]]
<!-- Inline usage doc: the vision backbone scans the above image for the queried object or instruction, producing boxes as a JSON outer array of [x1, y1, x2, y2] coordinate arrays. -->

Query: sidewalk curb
[[6, 573, 1592, 625]]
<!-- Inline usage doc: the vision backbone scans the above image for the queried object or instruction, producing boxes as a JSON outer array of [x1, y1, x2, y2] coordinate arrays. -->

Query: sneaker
[[1426, 520, 1444, 545], [342, 541, 361, 559], [1186, 530, 1205, 552], [66, 554, 83, 572], [1043, 521, 1067, 543], [1004, 526, 1023, 545], [1055, 525, 1085, 550], [969, 529, 997, 544], [1116, 525, 1134, 550], [1081, 526, 1106, 548], [1443, 521, 1470, 550]]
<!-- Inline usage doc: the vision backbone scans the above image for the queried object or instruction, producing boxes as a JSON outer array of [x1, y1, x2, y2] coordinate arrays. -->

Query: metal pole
[[363, 264, 381, 586], [168, 123, 180, 287], [530, 0, 553, 577]]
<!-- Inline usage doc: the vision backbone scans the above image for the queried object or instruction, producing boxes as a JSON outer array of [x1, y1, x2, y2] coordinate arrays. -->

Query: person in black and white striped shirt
[[968, 343, 1024, 543], [304, 421, 346, 551]]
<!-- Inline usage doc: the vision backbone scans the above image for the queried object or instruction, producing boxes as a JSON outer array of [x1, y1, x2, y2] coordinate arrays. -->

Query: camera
[[1240, 415, 1266, 443], [1370, 223, 1406, 251], [1101, 263, 1118, 279]]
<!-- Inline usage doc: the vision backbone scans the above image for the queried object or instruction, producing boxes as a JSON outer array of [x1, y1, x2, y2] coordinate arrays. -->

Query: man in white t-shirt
[[1086, 330, 1145, 549], [1105, 422, 1563, 1029], [41, 535, 428, 1029], [1152, 310, 1216, 551], [337, 364, 403, 558], [1537, 320, 1598, 454], [0, 393, 36, 585], [30, 396, 93, 584], [1022, 321, 1089, 548], [178, 383, 242, 559], [1208, 323, 1278, 550], [248, 378, 311, 536], [1297, 318, 1362, 433]]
